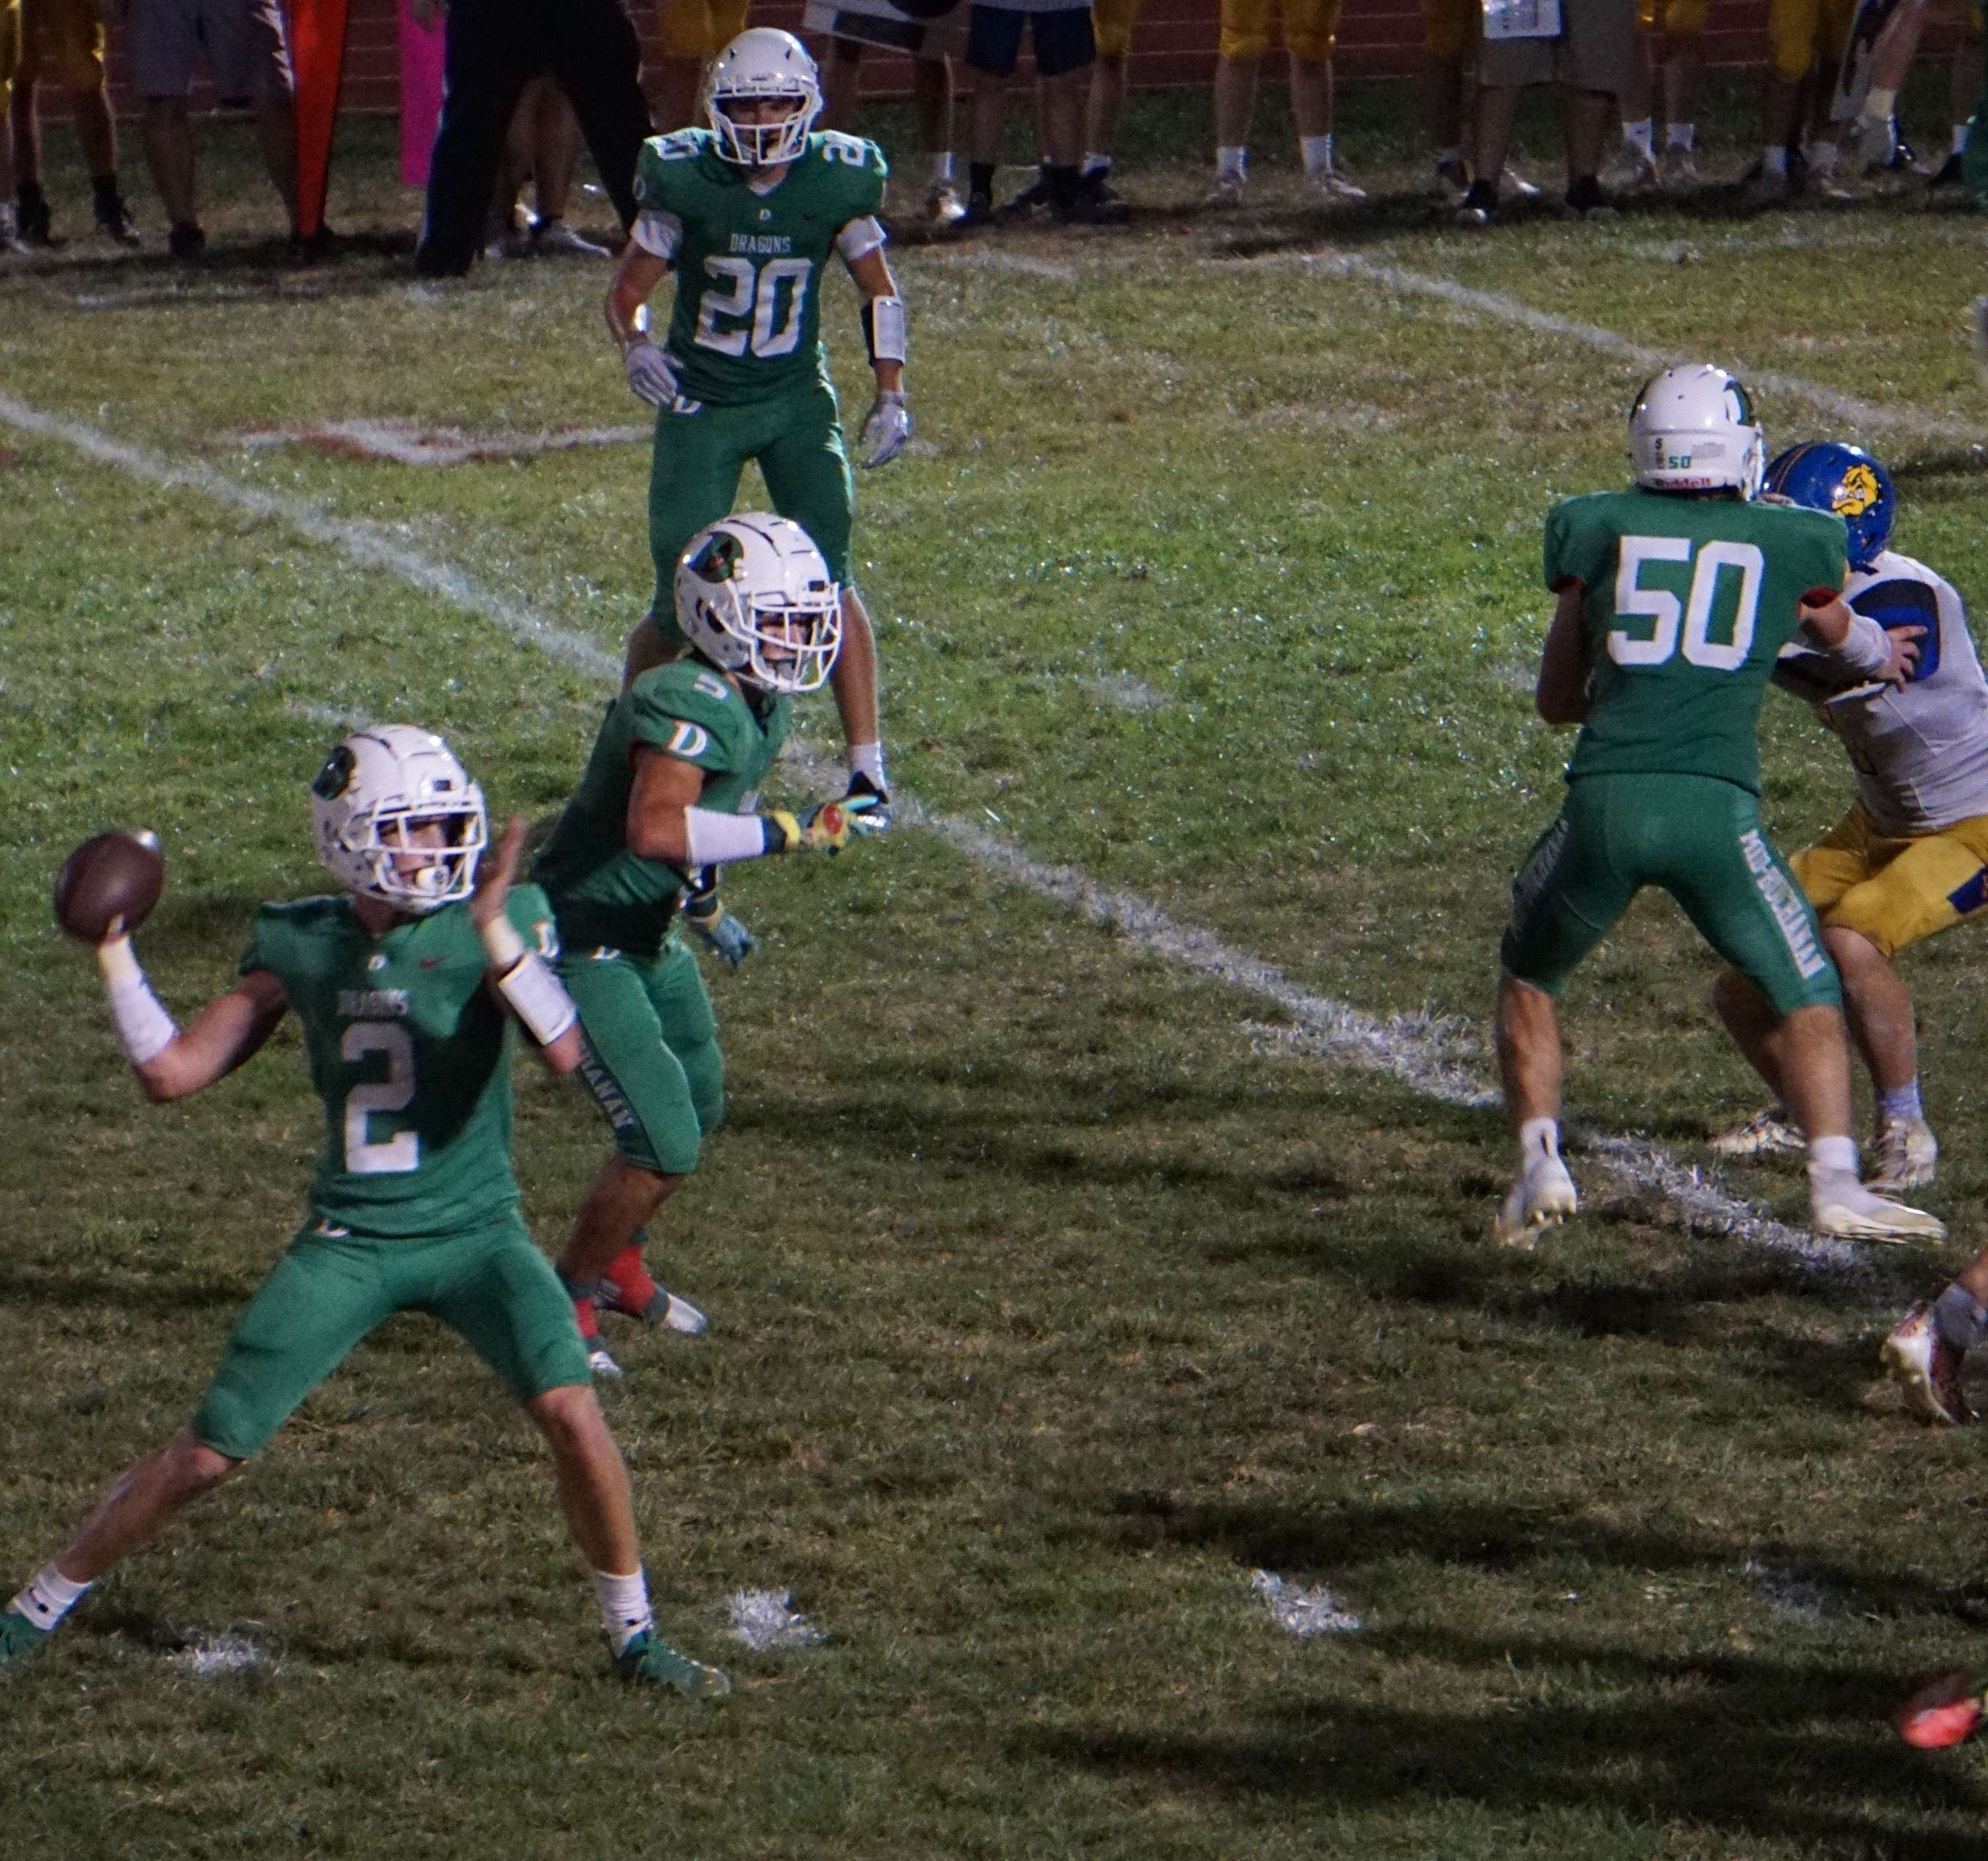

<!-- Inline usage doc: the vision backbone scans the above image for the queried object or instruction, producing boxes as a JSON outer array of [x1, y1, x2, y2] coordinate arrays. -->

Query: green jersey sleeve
[[815, 131, 888, 224], [633, 129, 705, 221], [626, 660, 756, 777], [504, 883, 561, 960], [1543, 495, 1614, 593], [237, 903, 289, 980]]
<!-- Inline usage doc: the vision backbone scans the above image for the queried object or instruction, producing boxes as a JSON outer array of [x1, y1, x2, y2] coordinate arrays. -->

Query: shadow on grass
[[1023, 1629, 1988, 1856], [0, 1265, 248, 1315]]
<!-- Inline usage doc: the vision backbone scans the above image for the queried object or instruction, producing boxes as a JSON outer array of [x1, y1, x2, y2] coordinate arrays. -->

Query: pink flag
[[399, 0, 447, 188]]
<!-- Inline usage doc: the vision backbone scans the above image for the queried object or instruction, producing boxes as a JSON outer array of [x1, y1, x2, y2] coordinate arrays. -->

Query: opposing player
[[1710, 443, 1988, 1193], [610, 27, 904, 822], [0, 728, 729, 1692], [1494, 367, 1944, 1248], [532, 514, 876, 1377]]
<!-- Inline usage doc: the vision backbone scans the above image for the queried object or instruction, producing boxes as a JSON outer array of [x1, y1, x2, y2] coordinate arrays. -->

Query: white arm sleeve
[[685, 806, 773, 865], [632, 210, 683, 260], [836, 215, 887, 263], [98, 936, 177, 1067]]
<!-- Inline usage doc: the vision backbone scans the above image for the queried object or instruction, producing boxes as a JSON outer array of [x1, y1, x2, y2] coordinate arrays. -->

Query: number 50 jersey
[[1544, 487, 1848, 794], [632, 127, 888, 408], [236, 888, 559, 1238]]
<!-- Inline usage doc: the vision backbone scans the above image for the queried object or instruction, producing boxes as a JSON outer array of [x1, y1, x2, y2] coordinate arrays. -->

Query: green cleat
[[614, 1628, 731, 1697], [0, 1607, 53, 1675]]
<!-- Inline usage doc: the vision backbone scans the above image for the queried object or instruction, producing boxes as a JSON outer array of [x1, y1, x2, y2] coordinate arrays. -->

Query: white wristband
[[684, 805, 772, 866], [865, 295, 907, 365], [1832, 611, 1894, 678], [98, 936, 177, 1066], [494, 952, 577, 1046], [479, 913, 528, 972]]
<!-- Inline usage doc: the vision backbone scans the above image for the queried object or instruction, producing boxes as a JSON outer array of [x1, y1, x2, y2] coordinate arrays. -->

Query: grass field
[[9, 74, 1988, 1860]]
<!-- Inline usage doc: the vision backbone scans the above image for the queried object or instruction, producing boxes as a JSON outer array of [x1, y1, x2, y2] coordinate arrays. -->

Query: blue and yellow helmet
[[1762, 441, 1896, 572]]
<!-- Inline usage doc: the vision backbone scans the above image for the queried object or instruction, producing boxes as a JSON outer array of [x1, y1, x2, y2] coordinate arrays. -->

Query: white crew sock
[[9, 1564, 91, 1632], [1863, 84, 1898, 123], [1806, 139, 1841, 177], [1624, 117, 1655, 157], [1808, 1134, 1859, 1179], [1955, 123, 1971, 157], [1082, 153, 1111, 177], [1519, 1118, 1560, 1165], [592, 1568, 654, 1657], [929, 151, 955, 185], [1762, 145, 1789, 177], [1300, 134, 1334, 175], [1216, 145, 1247, 179], [1668, 122, 1695, 150]]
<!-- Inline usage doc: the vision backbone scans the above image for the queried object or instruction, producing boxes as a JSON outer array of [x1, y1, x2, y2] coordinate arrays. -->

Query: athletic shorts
[[1218, 0, 1342, 62], [965, 4, 1096, 76], [1791, 802, 1988, 958], [1092, 0, 1144, 62], [1502, 773, 1842, 1019], [21, 0, 105, 89], [1479, 0, 1636, 89], [561, 936, 725, 1177], [1423, 0, 1476, 62], [658, 0, 749, 61], [191, 1211, 589, 1461], [125, 0, 291, 102], [1638, 0, 1707, 34], [1767, 0, 1861, 83], [648, 382, 853, 623]]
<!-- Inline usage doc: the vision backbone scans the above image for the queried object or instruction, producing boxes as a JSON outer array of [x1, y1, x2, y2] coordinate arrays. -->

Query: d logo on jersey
[[1833, 464, 1882, 519], [312, 744, 356, 800]]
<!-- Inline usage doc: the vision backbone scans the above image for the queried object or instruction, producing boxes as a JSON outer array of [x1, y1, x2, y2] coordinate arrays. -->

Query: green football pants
[[192, 1212, 590, 1461], [648, 382, 854, 638], [1500, 772, 1843, 1019], [561, 934, 725, 1176]]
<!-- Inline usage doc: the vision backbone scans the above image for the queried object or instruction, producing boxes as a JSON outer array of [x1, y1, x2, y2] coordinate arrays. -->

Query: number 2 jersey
[[630, 127, 888, 408], [1543, 486, 1848, 793], [531, 658, 790, 960], [236, 887, 558, 1238], [1773, 549, 1988, 837]]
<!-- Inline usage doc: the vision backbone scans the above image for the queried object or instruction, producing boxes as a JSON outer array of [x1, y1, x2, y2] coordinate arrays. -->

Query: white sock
[[1082, 153, 1111, 177], [1864, 85, 1898, 123], [9, 1564, 90, 1633], [1955, 123, 1971, 157], [1216, 145, 1247, 179], [1668, 122, 1695, 150], [1934, 1284, 1988, 1352], [929, 151, 955, 185], [1300, 134, 1334, 175], [1808, 1134, 1859, 1179], [591, 1568, 653, 1657], [1763, 145, 1789, 177], [1436, 144, 1462, 167], [1807, 139, 1841, 177], [1519, 1118, 1560, 1165], [1624, 117, 1655, 157]]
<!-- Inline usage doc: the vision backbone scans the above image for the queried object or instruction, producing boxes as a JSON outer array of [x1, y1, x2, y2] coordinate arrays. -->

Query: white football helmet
[[705, 29, 821, 167], [1628, 364, 1765, 497], [310, 725, 486, 913], [674, 514, 842, 696]]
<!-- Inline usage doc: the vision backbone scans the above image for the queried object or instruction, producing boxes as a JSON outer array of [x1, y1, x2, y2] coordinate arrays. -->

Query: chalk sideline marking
[[0, 392, 1861, 1264], [240, 419, 650, 467]]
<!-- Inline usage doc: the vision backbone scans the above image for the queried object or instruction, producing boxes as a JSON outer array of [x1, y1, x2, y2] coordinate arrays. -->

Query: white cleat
[[656, 1291, 709, 1337], [1868, 1116, 1938, 1193], [1204, 171, 1247, 210], [587, 1343, 625, 1379], [532, 218, 610, 258], [1810, 1175, 1946, 1244], [1307, 168, 1366, 204], [1600, 143, 1660, 193], [1494, 1154, 1578, 1248], [1881, 1302, 1975, 1426], [1709, 1107, 1805, 1159]]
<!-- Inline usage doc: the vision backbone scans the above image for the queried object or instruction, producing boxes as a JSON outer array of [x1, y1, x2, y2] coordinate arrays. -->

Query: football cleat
[[1494, 1153, 1577, 1247], [1855, 113, 1900, 173], [615, 1628, 732, 1696], [1658, 147, 1699, 193], [999, 168, 1054, 223], [587, 1343, 626, 1380], [1600, 143, 1659, 193], [1709, 1107, 1804, 1159], [1063, 171, 1132, 225], [1204, 171, 1247, 210], [1454, 179, 1498, 228], [485, 226, 533, 260], [0, 1608, 52, 1676], [1881, 1303, 1975, 1426], [1810, 1176, 1945, 1244], [1900, 1673, 1988, 1748], [532, 218, 610, 258], [924, 181, 966, 226], [1307, 168, 1366, 205], [1869, 1116, 1938, 1192]]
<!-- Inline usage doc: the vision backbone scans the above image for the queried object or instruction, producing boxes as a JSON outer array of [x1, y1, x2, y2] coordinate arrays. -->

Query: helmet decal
[[311, 744, 356, 800]]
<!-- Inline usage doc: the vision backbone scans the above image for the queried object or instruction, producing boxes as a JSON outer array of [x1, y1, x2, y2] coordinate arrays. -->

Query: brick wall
[[62, 0, 1776, 118]]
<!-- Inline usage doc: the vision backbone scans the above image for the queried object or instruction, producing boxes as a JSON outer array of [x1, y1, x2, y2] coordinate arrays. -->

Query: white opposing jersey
[[1775, 550, 1988, 836]]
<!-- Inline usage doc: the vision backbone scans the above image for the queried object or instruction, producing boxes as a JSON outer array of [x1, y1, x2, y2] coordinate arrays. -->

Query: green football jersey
[[631, 127, 888, 408], [1543, 488, 1849, 792], [532, 657, 790, 958], [236, 886, 558, 1239]]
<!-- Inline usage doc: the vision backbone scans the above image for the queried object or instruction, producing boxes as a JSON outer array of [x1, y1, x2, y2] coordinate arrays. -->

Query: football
[[53, 830, 165, 943]]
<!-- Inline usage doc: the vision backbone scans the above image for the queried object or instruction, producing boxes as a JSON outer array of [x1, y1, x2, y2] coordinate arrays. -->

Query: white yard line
[[0, 392, 1865, 1266], [239, 419, 651, 467]]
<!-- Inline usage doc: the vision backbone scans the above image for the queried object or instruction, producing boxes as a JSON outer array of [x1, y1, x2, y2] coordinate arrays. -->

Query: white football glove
[[624, 340, 679, 409], [857, 390, 912, 469]]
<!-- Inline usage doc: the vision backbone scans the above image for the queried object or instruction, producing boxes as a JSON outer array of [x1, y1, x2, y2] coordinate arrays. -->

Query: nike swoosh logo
[[421, 956, 445, 968]]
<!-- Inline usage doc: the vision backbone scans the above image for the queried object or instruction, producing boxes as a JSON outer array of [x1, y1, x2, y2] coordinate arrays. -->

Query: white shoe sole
[[659, 1293, 708, 1337], [1811, 1199, 1946, 1244]]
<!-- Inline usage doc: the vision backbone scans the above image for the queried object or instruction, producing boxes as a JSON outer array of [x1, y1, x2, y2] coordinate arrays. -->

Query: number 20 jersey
[[235, 887, 558, 1238], [631, 127, 888, 408], [1543, 487, 1847, 794]]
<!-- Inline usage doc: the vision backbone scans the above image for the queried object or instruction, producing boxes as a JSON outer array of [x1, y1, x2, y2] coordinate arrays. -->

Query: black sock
[[969, 161, 995, 202], [1566, 174, 1602, 211], [90, 173, 121, 211], [1045, 163, 1080, 210], [1462, 178, 1498, 212], [18, 179, 45, 212]]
